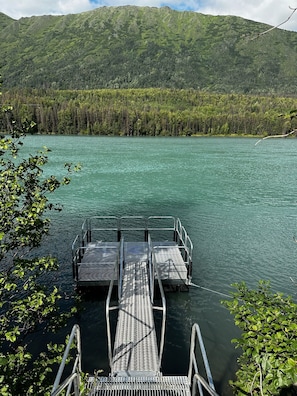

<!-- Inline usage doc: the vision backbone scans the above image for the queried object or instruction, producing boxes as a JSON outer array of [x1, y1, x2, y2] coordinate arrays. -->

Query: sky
[[1, 0, 297, 31]]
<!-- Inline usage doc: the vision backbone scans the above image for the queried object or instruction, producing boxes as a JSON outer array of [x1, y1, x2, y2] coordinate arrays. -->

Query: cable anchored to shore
[[189, 282, 231, 298]]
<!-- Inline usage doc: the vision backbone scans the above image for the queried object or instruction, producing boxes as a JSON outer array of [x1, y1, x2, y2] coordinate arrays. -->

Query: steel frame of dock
[[72, 216, 193, 290]]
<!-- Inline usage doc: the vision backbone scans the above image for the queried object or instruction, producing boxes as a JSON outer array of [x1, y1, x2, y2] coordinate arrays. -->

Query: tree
[[0, 81, 78, 395], [222, 281, 297, 395]]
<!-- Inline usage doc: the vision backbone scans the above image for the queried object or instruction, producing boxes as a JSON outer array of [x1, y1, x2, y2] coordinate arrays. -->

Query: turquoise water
[[24, 136, 297, 395]]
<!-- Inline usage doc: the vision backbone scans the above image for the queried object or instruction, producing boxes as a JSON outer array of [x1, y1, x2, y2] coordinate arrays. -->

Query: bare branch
[[255, 129, 297, 146], [251, 6, 297, 40]]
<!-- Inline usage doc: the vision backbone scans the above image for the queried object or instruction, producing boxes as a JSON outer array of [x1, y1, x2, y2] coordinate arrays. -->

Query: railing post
[[87, 222, 91, 242]]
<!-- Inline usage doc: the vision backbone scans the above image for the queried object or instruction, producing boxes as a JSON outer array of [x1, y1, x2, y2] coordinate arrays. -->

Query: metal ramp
[[111, 261, 159, 375], [86, 242, 191, 395], [106, 239, 165, 376]]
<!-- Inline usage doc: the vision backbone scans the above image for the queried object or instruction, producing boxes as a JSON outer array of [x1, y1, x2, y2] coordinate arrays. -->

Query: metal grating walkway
[[112, 259, 159, 375], [87, 375, 191, 396]]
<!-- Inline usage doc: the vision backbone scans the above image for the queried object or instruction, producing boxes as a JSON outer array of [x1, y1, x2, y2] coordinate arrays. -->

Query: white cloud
[[57, 0, 96, 14], [197, 0, 297, 31], [0, 0, 98, 19], [1, 0, 297, 31]]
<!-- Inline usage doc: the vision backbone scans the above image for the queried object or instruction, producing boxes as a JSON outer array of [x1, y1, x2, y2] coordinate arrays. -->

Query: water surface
[[24, 136, 297, 395]]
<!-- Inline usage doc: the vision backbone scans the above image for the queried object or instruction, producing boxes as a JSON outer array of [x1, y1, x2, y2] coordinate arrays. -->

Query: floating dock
[[51, 216, 219, 396], [72, 216, 193, 290]]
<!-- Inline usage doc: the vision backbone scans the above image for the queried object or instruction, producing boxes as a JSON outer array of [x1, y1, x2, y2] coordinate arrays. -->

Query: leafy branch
[[0, 78, 79, 395], [222, 281, 297, 395]]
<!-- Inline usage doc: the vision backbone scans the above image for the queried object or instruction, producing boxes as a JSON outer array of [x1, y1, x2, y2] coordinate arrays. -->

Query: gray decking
[[77, 242, 119, 286], [87, 375, 191, 395], [111, 260, 159, 375], [152, 241, 188, 284], [76, 241, 188, 287]]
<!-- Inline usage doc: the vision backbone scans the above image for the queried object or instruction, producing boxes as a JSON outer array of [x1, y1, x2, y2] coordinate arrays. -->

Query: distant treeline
[[1, 88, 297, 136]]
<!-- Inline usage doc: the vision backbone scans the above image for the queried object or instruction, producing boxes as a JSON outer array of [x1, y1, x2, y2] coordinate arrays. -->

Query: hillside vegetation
[[1, 6, 297, 94]]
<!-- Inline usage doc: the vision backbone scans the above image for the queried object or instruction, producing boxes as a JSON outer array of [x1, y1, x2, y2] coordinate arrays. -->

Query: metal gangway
[[106, 235, 165, 376], [51, 216, 219, 396]]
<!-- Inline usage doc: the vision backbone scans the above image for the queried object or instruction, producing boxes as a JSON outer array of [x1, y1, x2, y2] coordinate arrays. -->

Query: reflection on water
[[25, 135, 297, 395]]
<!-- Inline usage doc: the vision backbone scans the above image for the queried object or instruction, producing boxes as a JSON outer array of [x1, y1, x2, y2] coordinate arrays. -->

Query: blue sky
[[1, 0, 297, 31]]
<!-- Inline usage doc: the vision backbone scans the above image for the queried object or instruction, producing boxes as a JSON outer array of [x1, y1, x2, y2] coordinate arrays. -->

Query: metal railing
[[82, 216, 119, 244], [72, 234, 82, 280], [175, 218, 193, 280], [78, 215, 191, 243], [51, 324, 82, 396], [188, 323, 219, 396], [148, 234, 167, 367], [105, 238, 124, 369]]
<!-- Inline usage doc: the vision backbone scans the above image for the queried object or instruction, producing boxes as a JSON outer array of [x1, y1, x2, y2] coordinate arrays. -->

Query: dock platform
[[72, 216, 193, 290]]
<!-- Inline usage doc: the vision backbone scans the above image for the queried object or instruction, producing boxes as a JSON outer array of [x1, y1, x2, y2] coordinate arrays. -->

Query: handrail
[[154, 263, 167, 369], [188, 323, 217, 396], [119, 215, 146, 230], [118, 237, 125, 300], [106, 237, 124, 369], [106, 265, 118, 369], [87, 216, 119, 231], [72, 235, 80, 281], [147, 215, 176, 231], [80, 216, 184, 243], [51, 324, 82, 396], [147, 234, 155, 302], [83, 216, 119, 243], [149, 234, 167, 369]]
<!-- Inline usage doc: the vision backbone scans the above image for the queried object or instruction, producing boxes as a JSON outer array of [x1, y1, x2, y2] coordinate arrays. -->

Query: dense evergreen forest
[[2, 88, 297, 136], [1, 6, 297, 95]]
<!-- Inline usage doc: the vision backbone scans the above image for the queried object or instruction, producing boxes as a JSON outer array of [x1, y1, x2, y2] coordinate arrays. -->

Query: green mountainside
[[0, 12, 14, 29], [1, 6, 297, 94]]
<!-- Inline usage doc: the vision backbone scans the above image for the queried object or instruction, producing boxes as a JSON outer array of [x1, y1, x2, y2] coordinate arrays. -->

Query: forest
[[1, 88, 297, 137]]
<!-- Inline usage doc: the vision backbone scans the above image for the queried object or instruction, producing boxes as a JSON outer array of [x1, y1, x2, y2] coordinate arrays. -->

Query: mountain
[[1, 6, 297, 94], [0, 12, 14, 29]]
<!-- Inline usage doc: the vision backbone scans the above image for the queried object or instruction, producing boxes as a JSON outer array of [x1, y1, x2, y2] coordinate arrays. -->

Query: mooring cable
[[189, 282, 231, 299]]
